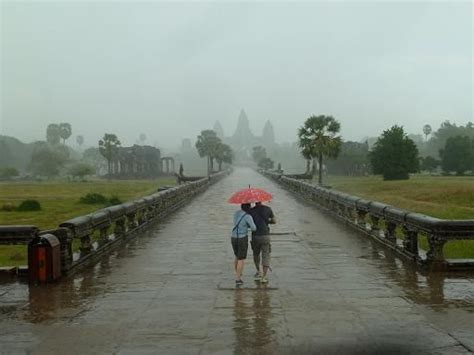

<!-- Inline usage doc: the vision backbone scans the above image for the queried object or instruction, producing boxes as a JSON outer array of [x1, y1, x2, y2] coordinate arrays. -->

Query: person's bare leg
[[262, 265, 269, 277], [236, 260, 244, 280]]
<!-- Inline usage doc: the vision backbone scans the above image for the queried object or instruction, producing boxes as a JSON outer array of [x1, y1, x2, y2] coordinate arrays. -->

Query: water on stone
[[1, 168, 473, 354]]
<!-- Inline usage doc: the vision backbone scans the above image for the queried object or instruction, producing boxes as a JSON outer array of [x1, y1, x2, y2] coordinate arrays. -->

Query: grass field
[[0, 178, 175, 266], [326, 175, 474, 220], [325, 175, 474, 259]]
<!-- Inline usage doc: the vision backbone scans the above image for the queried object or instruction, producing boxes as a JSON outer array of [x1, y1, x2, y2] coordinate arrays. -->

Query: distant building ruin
[[110, 145, 174, 178]]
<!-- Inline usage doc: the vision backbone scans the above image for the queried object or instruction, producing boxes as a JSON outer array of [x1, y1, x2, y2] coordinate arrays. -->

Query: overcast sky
[[1, 1, 472, 150]]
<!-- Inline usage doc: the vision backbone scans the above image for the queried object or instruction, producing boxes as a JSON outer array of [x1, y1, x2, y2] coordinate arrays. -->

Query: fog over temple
[[215, 110, 276, 159]]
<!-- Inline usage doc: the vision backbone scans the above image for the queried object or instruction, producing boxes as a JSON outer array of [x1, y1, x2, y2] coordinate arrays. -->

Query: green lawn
[[325, 174, 474, 259], [326, 175, 474, 220], [0, 178, 175, 266]]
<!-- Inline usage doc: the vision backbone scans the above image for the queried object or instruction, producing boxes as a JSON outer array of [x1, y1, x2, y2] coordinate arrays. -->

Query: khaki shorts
[[251, 235, 271, 267]]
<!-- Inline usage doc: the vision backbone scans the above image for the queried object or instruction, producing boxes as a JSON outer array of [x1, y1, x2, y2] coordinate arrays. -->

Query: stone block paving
[[1, 168, 473, 354]]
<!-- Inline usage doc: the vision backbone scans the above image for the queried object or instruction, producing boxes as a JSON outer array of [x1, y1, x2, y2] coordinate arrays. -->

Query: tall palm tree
[[215, 143, 234, 171], [195, 130, 221, 175], [422, 124, 432, 142], [99, 133, 121, 178], [298, 115, 342, 185], [59, 123, 72, 144], [300, 145, 312, 174]]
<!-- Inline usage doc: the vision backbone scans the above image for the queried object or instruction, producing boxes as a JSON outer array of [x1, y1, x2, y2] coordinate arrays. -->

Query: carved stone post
[[345, 207, 354, 222], [148, 206, 155, 220], [127, 213, 137, 230], [98, 227, 109, 246], [402, 227, 418, 256], [53, 227, 73, 273], [426, 233, 447, 269], [356, 210, 367, 228], [80, 234, 92, 256], [114, 218, 126, 238], [384, 221, 397, 243], [138, 209, 146, 225], [370, 215, 380, 235]]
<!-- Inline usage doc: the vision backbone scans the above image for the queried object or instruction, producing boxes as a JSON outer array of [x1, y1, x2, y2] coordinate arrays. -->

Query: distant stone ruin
[[110, 145, 174, 178]]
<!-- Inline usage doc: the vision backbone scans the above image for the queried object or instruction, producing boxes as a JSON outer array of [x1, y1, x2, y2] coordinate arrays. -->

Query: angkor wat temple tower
[[213, 121, 224, 140], [262, 120, 275, 148], [215, 109, 276, 159]]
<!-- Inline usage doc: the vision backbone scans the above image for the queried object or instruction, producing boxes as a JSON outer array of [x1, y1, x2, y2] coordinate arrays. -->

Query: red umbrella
[[227, 187, 273, 204]]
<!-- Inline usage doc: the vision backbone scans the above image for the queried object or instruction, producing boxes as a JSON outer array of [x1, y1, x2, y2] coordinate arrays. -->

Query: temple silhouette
[[214, 109, 276, 160]]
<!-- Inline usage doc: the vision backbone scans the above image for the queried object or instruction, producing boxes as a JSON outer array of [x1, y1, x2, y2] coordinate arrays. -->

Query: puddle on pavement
[[0, 169, 473, 328]]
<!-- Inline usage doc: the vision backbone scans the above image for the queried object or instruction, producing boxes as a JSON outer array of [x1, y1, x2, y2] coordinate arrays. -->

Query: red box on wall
[[28, 234, 61, 284]]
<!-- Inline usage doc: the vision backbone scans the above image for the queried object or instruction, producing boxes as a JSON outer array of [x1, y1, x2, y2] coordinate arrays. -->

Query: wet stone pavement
[[1, 168, 473, 354]]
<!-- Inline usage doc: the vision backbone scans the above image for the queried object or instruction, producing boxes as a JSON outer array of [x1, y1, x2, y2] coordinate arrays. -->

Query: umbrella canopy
[[227, 187, 273, 204]]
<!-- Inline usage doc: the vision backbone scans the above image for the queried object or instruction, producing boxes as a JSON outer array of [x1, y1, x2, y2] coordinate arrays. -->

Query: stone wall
[[0, 170, 230, 277], [260, 170, 474, 271]]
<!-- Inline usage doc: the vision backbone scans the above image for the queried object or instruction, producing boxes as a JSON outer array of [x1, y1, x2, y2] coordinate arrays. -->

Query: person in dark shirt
[[249, 202, 276, 283]]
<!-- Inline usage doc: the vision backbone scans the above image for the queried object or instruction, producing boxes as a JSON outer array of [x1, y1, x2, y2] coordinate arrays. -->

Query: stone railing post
[[50, 227, 73, 273], [98, 226, 109, 246], [402, 226, 418, 256], [114, 218, 126, 238], [384, 221, 397, 244], [127, 213, 137, 230], [370, 215, 380, 235], [426, 233, 447, 269], [80, 233, 93, 256], [356, 210, 367, 228]]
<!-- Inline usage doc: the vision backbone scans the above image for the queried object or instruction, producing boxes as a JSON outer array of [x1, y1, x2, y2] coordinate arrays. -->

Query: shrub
[[107, 196, 122, 206], [68, 163, 95, 180], [258, 157, 275, 170], [17, 200, 41, 212], [29, 144, 66, 178], [79, 193, 107, 204]]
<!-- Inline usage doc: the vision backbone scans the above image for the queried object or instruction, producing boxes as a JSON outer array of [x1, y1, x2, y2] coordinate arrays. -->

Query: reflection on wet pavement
[[0, 168, 473, 354]]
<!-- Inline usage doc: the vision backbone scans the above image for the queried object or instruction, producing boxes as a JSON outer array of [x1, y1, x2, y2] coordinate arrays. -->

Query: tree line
[[253, 115, 473, 184], [195, 130, 233, 174]]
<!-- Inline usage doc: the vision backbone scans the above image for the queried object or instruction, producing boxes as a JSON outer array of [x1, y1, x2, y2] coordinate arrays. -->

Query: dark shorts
[[231, 236, 248, 260]]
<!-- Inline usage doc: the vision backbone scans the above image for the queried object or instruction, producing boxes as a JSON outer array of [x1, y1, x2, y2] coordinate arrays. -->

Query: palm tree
[[59, 123, 72, 144], [99, 133, 121, 178], [215, 143, 234, 171], [195, 130, 221, 175], [423, 124, 432, 141], [300, 145, 312, 174], [298, 115, 342, 185]]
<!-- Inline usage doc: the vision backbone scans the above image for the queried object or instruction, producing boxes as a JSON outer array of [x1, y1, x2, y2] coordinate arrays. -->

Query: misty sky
[[1, 1, 472, 150]]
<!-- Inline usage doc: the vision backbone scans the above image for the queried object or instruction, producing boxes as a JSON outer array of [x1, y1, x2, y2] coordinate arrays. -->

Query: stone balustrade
[[0, 170, 229, 276], [261, 170, 474, 270]]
